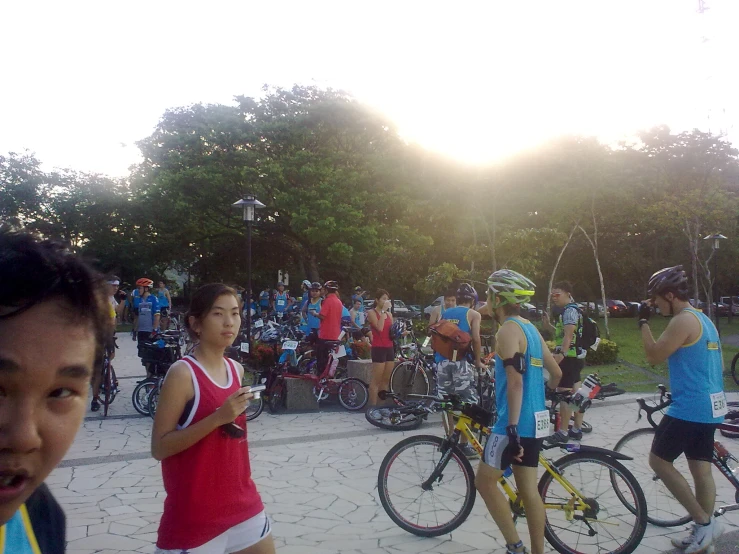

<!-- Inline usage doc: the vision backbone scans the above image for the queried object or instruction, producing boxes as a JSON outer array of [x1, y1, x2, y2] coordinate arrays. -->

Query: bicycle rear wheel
[[378, 435, 476, 537], [389, 361, 430, 399], [267, 376, 286, 414], [365, 405, 425, 431], [539, 450, 647, 554], [246, 397, 264, 421], [132, 378, 157, 416], [613, 427, 692, 527], [147, 387, 160, 419], [338, 378, 368, 411]]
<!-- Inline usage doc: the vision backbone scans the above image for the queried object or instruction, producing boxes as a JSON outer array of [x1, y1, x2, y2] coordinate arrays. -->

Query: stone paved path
[[53, 334, 739, 553]]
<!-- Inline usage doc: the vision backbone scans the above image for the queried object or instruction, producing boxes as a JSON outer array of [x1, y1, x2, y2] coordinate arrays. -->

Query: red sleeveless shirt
[[156, 356, 264, 550], [371, 309, 393, 348]]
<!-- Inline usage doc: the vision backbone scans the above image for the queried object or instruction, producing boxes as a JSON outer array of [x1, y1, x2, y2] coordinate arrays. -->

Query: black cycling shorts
[[371, 346, 395, 363], [558, 357, 584, 389], [651, 414, 717, 463], [483, 434, 543, 469]]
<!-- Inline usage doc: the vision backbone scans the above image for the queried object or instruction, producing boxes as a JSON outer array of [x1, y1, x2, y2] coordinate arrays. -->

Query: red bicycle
[[301, 339, 369, 410]]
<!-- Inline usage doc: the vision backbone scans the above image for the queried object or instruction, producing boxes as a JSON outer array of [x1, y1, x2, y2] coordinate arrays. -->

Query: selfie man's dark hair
[[0, 228, 111, 364]]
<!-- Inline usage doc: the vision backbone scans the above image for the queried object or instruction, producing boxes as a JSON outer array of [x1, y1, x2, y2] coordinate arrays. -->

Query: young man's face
[[551, 288, 569, 308], [0, 301, 95, 524], [443, 296, 456, 309]]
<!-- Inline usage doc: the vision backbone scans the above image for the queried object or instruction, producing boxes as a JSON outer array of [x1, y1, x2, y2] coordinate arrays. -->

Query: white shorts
[[155, 511, 271, 554]]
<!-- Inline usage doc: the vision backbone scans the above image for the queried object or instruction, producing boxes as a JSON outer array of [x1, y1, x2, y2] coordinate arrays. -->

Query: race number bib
[[240, 342, 250, 353], [277, 299, 285, 307], [534, 410, 550, 439], [711, 391, 728, 418], [254, 319, 264, 328], [336, 345, 347, 358], [282, 340, 298, 351]]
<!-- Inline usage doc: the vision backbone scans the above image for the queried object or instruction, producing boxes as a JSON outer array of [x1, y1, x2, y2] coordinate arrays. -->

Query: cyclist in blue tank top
[[272, 283, 291, 320], [429, 289, 456, 325], [640, 266, 727, 552], [475, 270, 561, 554]]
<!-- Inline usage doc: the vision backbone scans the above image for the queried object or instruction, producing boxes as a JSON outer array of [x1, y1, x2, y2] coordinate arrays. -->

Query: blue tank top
[[492, 317, 547, 438], [434, 306, 472, 363], [306, 299, 322, 330], [275, 292, 289, 312], [156, 289, 169, 307], [667, 308, 725, 424], [259, 291, 270, 307], [0, 505, 41, 553]]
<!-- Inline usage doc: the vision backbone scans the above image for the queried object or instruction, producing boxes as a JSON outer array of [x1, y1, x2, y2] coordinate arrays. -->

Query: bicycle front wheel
[[102, 359, 114, 417], [539, 450, 647, 554], [389, 361, 430, 399], [147, 387, 160, 419], [365, 405, 425, 431], [613, 427, 692, 527], [338, 378, 368, 411], [132, 378, 157, 416], [378, 435, 476, 537]]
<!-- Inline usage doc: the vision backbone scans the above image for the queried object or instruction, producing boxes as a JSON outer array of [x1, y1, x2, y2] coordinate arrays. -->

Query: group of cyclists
[[0, 223, 729, 554]]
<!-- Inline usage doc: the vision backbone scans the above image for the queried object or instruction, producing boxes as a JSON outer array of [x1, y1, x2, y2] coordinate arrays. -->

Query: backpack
[[429, 320, 472, 362], [573, 306, 600, 352]]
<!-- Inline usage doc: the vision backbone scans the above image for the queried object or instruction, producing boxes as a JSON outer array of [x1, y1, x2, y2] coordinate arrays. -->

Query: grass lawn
[[484, 316, 739, 392]]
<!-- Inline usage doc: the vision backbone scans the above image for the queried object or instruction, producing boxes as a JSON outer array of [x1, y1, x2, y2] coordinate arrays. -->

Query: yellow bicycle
[[378, 395, 648, 554]]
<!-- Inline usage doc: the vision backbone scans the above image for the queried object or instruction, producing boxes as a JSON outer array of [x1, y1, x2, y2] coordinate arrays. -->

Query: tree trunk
[[305, 254, 320, 283], [578, 225, 609, 339], [547, 223, 578, 315]]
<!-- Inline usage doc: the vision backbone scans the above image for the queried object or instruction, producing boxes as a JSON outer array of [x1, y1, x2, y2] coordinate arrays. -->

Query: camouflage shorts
[[434, 360, 479, 404]]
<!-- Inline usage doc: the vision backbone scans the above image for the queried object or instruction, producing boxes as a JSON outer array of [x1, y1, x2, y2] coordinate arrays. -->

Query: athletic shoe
[[90, 398, 100, 412], [673, 519, 724, 550], [544, 431, 568, 446], [506, 541, 528, 553], [568, 428, 583, 441], [459, 443, 479, 459], [682, 518, 722, 553]]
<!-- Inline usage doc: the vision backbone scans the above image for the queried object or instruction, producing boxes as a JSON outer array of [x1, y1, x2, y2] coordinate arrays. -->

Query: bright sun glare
[[0, 0, 736, 174]]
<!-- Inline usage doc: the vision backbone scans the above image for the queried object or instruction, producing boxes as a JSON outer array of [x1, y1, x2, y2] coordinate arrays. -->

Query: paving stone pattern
[[54, 334, 739, 553]]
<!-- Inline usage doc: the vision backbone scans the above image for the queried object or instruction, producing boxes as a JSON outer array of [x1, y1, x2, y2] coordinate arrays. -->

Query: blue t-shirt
[[136, 294, 160, 332], [434, 306, 471, 363], [156, 289, 170, 307], [259, 291, 270, 307], [306, 299, 322, 330], [274, 292, 289, 313], [492, 317, 546, 438], [667, 308, 725, 424], [341, 306, 352, 326]]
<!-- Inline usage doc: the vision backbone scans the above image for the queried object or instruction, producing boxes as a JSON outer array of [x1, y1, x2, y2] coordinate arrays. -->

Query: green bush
[[411, 319, 430, 337], [586, 339, 618, 365]]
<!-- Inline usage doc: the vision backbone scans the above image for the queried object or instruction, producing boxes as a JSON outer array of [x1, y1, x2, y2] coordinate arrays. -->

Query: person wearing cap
[[90, 275, 122, 412], [352, 286, 367, 325], [271, 283, 291, 321], [314, 281, 342, 374], [302, 282, 323, 339], [135, 278, 160, 343]]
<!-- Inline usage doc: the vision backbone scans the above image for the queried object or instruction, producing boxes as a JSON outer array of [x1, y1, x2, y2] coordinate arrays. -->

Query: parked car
[[622, 301, 640, 317], [578, 302, 605, 317], [424, 296, 486, 318], [720, 296, 739, 316], [522, 302, 543, 320], [697, 301, 730, 317], [408, 304, 422, 313], [391, 300, 421, 319], [364, 299, 374, 310]]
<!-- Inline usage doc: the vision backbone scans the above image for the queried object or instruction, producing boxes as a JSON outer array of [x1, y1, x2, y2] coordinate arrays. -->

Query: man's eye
[[49, 388, 76, 399]]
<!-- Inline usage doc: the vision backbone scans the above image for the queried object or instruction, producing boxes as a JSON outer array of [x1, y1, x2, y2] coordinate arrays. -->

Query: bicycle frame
[[436, 412, 593, 517]]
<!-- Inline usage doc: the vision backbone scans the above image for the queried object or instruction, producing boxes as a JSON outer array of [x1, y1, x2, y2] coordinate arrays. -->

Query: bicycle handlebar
[[635, 384, 672, 428]]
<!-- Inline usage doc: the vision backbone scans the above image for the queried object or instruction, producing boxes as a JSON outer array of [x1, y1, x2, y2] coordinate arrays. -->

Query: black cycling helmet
[[323, 280, 339, 291], [456, 283, 478, 304], [310, 281, 321, 290], [647, 265, 689, 298]]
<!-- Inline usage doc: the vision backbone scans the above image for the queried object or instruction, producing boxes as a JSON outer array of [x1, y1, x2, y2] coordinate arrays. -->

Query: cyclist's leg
[[511, 444, 545, 554], [476, 436, 526, 553], [688, 459, 716, 519], [90, 365, 103, 408], [649, 415, 712, 524]]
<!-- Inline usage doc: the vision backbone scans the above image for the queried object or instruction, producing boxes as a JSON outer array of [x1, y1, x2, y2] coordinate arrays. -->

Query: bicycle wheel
[[246, 396, 264, 421], [132, 378, 157, 416], [365, 405, 425, 431], [378, 435, 476, 537], [613, 427, 692, 527], [732, 352, 739, 386], [267, 377, 286, 414], [338, 378, 368, 411], [539, 450, 647, 554], [568, 418, 593, 434], [147, 386, 160, 419], [102, 359, 113, 418], [389, 361, 430, 399]]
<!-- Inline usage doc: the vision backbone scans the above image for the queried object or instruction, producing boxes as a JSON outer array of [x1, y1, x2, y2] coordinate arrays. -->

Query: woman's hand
[[216, 387, 253, 424]]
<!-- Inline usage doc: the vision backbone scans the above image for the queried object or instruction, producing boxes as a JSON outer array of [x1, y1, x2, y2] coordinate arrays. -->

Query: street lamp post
[[704, 233, 727, 335], [233, 195, 265, 357]]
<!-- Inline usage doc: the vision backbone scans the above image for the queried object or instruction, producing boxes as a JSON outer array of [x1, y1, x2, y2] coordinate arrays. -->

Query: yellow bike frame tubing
[[452, 412, 590, 515]]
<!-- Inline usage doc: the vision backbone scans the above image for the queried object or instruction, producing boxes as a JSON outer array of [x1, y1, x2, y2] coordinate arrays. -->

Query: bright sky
[[1, 0, 736, 176]]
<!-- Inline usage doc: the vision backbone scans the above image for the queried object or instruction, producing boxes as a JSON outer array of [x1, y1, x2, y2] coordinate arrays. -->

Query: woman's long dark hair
[[185, 283, 239, 340]]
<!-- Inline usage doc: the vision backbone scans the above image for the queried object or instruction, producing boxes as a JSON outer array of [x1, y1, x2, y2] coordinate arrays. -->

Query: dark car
[[622, 301, 640, 317]]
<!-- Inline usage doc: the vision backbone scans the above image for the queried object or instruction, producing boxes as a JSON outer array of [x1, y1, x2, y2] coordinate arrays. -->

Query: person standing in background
[[157, 280, 172, 330], [366, 289, 395, 407]]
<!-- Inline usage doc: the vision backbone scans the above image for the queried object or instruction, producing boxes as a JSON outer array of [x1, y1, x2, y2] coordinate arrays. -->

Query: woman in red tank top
[[366, 288, 395, 406], [151, 284, 274, 554]]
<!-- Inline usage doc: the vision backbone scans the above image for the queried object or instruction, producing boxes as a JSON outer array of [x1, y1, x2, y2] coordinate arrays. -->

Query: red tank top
[[156, 356, 264, 550], [371, 309, 393, 348]]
